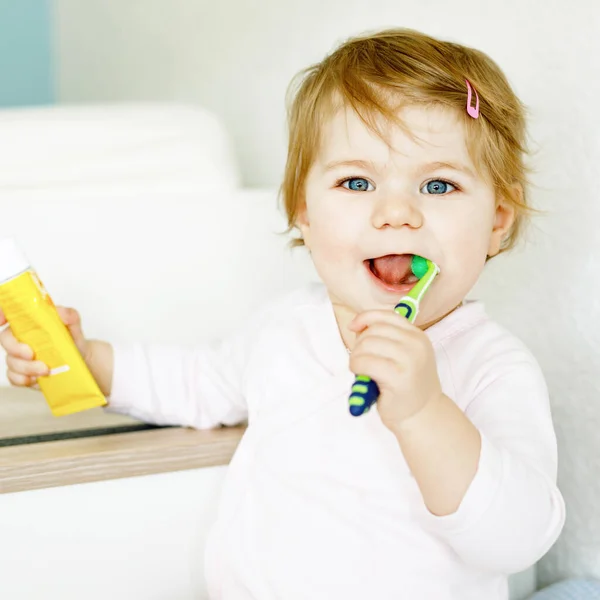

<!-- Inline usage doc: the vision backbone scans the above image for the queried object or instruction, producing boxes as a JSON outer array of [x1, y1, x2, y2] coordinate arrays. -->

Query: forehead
[[315, 104, 472, 169]]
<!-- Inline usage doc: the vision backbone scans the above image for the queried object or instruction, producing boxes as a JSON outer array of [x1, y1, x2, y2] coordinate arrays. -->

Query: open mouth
[[364, 254, 419, 293]]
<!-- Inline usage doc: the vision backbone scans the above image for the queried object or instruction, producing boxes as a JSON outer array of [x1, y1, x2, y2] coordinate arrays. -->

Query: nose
[[370, 192, 424, 230]]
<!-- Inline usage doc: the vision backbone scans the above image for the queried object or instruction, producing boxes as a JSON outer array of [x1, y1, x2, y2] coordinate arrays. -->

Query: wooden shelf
[[0, 387, 245, 494]]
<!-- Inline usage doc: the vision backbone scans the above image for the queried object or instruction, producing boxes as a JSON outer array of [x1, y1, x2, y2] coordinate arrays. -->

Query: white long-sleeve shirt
[[108, 283, 565, 600]]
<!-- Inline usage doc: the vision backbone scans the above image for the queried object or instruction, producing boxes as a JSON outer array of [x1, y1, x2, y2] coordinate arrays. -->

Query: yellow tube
[[0, 239, 106, 416]]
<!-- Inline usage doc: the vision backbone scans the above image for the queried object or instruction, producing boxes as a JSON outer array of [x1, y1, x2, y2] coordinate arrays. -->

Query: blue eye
[[421, 180, 457, 195], [341, 178, 374, 192]]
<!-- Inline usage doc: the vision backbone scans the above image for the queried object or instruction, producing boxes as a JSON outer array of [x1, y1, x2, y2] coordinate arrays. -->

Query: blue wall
[[0, 0, 54, 107]]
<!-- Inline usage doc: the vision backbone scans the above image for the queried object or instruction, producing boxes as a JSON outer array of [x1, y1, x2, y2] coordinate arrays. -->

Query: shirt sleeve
[[105, 316, 261, 429], [418, 353, 566, 574]]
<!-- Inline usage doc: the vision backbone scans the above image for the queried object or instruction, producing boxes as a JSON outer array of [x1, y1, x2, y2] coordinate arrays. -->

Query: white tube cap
[[0, 238, 31, 284]]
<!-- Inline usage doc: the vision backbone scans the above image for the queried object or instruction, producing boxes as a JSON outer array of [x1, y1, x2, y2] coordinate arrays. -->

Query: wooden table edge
[[0, 425, 246, 494]]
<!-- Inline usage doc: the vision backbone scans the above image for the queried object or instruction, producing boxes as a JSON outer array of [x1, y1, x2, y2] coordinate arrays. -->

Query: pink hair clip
[[465, 79, 479, 119]]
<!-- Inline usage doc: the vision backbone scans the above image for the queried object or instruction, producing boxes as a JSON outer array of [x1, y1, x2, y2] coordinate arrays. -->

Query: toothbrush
[[348, 255, 440, 417]]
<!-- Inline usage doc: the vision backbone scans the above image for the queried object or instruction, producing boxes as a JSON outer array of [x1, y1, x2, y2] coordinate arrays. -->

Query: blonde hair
[[281, 28, 530, 252]]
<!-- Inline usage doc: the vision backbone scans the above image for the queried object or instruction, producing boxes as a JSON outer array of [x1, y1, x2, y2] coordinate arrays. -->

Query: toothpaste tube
[[0, 238, 106, 416]]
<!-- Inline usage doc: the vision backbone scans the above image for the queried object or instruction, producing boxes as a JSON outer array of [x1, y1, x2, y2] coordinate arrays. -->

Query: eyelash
[[334, 176, 375, 191], [334, 176, 462, 194], [422, 178, 461, 194]]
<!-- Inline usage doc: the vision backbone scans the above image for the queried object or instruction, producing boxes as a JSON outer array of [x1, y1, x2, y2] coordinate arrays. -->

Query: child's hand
[[0, 306, 89, 387], [348, 310, 442, 431]]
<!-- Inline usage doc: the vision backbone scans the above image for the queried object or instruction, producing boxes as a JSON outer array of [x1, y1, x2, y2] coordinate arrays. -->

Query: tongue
[[371, 255, 413, 285]]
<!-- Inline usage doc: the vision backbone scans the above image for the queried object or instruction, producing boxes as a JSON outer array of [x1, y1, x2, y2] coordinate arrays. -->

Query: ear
[[295, 204, 311, 248], [488, 188, 518, 257]]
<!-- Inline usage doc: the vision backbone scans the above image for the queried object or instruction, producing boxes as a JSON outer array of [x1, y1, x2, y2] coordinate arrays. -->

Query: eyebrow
[[323, 159, 476, 178], [418, 161, 476, 178], [323, 159, 376, 172]]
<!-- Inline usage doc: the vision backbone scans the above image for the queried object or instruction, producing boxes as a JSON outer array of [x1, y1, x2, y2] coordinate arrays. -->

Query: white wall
[[51, 0, 600, 588]]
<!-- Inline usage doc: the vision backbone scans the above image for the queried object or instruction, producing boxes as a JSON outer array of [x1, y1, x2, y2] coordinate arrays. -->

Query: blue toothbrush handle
[[348, 375, 380, 416]]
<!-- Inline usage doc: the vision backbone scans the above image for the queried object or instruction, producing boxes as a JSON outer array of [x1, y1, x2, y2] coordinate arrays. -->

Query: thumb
[[56, 306, 86, 346]]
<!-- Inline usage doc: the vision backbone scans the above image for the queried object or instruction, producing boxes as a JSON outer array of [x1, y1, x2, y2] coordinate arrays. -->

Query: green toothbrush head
[[411, 255, 429, 280], [406, 255, 440, 303], [393, 255, 440, 322]]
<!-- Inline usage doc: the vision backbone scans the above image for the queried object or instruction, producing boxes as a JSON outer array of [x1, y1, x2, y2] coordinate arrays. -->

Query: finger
[[352, 335, 411, 364], [0, 309, 6, 327], [350, 310, 417, 333], [0, 328, 34, 359], [354, 322, 416, 345], [56, 306, 78, 325], [56, 306, 84, 342], [6, 355, 49, 377], [349, 354, 402, 383], [7, 369, 35, 387]]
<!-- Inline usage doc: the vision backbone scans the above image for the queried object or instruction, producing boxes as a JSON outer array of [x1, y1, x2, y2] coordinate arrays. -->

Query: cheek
[[309, 219, 353, 267], [430, 201, 494, 289], [432, 199, 494, 255], [304, 196, 365, 260]]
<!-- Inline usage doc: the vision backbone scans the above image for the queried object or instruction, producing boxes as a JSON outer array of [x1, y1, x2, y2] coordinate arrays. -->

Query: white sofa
[[0, 104, 535, 599]]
